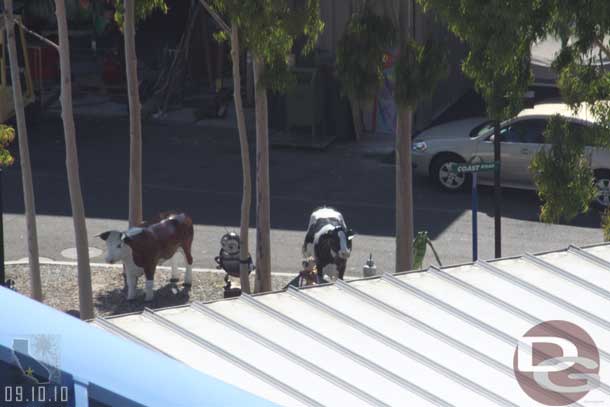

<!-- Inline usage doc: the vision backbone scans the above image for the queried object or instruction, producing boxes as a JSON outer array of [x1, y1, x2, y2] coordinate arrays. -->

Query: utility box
[[269, 66, 338, 149]]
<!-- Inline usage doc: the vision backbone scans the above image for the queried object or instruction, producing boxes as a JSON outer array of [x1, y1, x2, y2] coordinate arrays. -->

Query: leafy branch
[[530, 116, 596, 223], [0, 125, 15, 167]]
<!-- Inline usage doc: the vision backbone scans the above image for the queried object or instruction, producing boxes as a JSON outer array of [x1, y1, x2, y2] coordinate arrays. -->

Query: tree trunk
[[253, 56, 271, 293], [124, 0, 143, 227], [395, 110, 414, 272], [55, 0, 94, 320], [4, 0, 42, 301], [349, 96, 364, 140], [395, 0, 414, 272], [230, 23, 252, 294]]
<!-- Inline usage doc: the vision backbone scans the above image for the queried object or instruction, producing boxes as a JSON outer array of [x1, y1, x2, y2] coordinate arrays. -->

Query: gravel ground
[[6, 263, 295, 318]]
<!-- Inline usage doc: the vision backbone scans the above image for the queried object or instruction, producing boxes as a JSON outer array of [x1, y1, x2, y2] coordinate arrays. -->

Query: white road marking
[[15, 257, 54, 263]]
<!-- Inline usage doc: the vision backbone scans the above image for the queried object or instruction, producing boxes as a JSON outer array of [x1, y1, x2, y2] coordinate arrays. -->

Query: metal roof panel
[[97, 244, 610, 406]]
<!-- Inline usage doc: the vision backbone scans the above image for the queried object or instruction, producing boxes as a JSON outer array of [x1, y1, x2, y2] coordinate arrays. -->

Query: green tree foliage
[[395, 37, 448, 108], [210, 0, 323, 92], [420, 0, 610, 225], [336, 5, 447, 109], [530, 116, 597, 223], [113, 0, 168, 26], [336, 7, 395, 103], [602, 209, 610, 241], [417, 0, 549, 120], [0, 125, 15, 167]]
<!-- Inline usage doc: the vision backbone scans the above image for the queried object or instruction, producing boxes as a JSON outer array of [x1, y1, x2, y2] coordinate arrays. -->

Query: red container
[[27, 46, 59, 81]]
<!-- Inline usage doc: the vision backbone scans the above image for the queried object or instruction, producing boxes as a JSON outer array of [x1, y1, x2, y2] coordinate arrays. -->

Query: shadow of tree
[[94, 283, 191, 316]]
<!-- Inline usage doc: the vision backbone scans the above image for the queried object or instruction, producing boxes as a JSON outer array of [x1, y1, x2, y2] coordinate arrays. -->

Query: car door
[[505, 119, 547, 185], [475, 119, 547, 186]]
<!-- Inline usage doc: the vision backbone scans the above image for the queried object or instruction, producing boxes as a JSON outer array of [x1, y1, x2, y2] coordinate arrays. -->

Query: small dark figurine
[[214, 232, 254, 297], [285, 257, 329, 289]]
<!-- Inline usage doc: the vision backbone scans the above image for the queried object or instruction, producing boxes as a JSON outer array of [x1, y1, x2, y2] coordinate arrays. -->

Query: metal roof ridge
[[568, 244, 610, 270], [328, 278, 513, 376], [93, 317, 176, 360], [189, 302, 387, 407], [329, 279, 590, 407], [379, 273, 595, 405], [238, 293, 454, 407], [523, 253, 610, 300], [431, 264, 610, 368], [475, 260, 610, 338], [291, 283, 517, 407], [381, 272, 516, 346], [140, 308, 322, 407]]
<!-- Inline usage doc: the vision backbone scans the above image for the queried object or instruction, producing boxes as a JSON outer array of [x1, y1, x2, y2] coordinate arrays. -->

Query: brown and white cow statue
[[98, 212, 194, 301]]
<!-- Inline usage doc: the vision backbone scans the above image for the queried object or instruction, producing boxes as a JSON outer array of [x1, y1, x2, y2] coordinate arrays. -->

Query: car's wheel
[[594, 170, 610, 209], [430, 154, 470, 192]]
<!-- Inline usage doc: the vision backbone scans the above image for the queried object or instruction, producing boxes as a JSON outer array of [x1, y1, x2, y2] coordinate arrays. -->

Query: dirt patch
[[6, 263, 295, 318]]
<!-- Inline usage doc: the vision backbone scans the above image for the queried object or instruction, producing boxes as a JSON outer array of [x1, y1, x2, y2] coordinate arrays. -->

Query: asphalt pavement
[[2, 116, 605, 278]]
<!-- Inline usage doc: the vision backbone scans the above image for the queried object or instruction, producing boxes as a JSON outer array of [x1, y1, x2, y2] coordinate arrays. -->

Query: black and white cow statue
[[303, 207, 354, 280]]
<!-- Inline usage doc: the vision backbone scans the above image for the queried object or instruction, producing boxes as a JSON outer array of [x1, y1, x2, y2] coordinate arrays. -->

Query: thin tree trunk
[[202, 11, 214, 89], [253, 56, 271, 293], [230, 23, 251, 294], [349, 96, 363, 140], [55, 0, 94, 320], [124, 0, 143, 227], [395, 110, 414, 271], [4, 0, 42, 301], [395, 0, 414, 272]]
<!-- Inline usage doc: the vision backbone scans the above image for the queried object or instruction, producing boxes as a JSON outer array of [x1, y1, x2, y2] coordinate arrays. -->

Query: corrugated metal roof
[[94, 244, 610, 406]]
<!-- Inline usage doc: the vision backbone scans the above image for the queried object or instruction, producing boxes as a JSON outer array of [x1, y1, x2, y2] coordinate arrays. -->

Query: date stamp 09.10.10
[[1, 336, 74, 407]]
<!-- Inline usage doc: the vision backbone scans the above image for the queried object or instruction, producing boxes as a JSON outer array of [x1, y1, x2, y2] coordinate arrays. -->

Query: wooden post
[[55, 0, 94, 320], [124, 0, 143, 227], [253, 56, 271, 293], [394, 0, 414, 272], [230, 23, 252, 294], [4, 0, 42, 300]]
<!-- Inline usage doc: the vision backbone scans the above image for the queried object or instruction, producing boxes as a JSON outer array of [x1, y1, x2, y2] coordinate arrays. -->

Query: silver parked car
[[412, 103, 610, 207]]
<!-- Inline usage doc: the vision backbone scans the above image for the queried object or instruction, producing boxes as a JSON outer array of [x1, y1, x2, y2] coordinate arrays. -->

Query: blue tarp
[[0, 286, 276, 407]]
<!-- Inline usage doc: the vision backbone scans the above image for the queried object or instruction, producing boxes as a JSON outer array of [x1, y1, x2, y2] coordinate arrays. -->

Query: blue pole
[[472, 172, 478, 261]]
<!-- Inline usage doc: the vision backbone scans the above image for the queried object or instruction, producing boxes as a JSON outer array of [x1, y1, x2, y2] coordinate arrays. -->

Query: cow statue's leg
[[144, 280, 154, 302], [181, 241, 194, 287], [143, 265, 156, 302], [322, 263, 339, 280], [126, 268, 138, 301], [337, 260, 347, 280], [170, 255, 180, 283]]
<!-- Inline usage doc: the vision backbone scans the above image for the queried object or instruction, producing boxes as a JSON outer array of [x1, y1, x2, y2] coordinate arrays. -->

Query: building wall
[[314, 0, 471, 135]]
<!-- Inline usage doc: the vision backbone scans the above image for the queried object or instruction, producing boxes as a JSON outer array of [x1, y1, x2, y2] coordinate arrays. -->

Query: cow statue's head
[[317, 226, 354, 260], [97, 230, 132, 264]]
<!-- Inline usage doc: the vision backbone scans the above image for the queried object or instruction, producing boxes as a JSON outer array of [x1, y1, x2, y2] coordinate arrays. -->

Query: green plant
[[395, 36, 448, 108], [530, 116, 597, 223], [113, 0, 168, 26], [335, 7, 395, 103], [0, 125, 15, 167], [602, 209, 610, 241], [211, 0, 323, 93]]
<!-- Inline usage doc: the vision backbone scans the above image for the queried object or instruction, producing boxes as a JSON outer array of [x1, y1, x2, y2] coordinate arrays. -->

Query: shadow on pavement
[[2, 115, 602, 243]]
